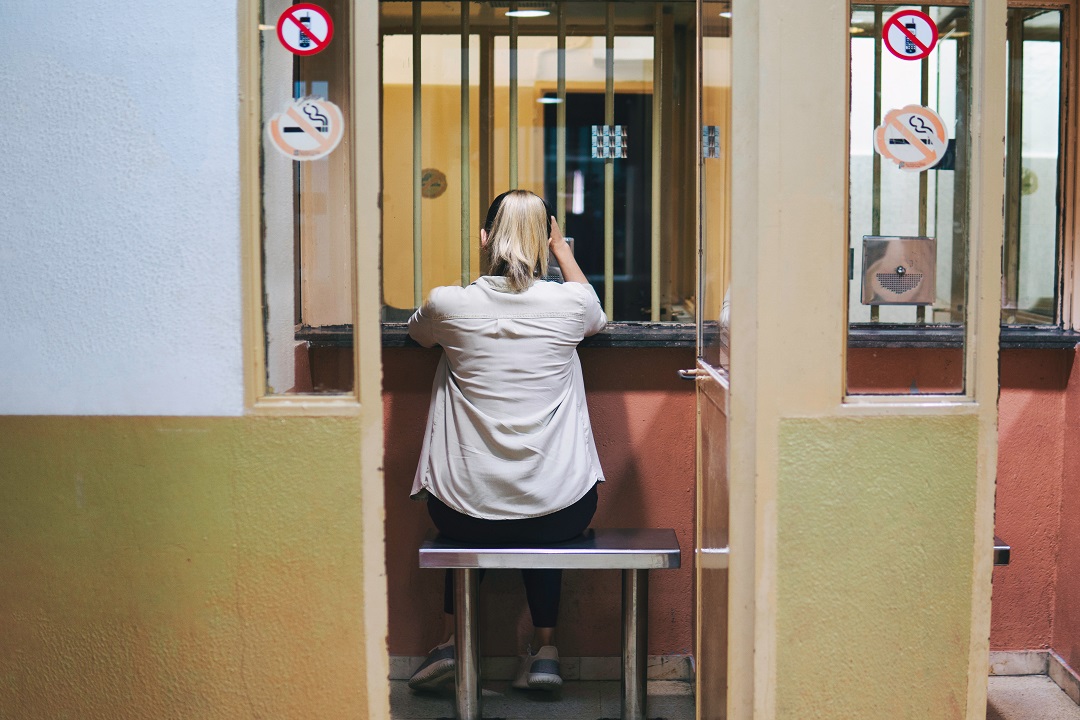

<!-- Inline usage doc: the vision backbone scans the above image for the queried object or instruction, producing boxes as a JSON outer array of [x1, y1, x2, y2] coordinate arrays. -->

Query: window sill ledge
[[850, 324, 1080, 350], [295, 324, 1080, 350]]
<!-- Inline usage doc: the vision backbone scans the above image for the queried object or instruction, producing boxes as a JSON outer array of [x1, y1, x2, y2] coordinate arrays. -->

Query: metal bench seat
[[419, 528, 681, 720]]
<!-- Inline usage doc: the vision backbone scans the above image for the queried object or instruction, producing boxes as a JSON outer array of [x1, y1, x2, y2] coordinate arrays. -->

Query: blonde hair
[[482, 190, 549, 292]]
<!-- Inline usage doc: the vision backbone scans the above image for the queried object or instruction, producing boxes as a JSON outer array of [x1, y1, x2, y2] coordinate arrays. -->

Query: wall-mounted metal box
[[861, 236, 937, 305]]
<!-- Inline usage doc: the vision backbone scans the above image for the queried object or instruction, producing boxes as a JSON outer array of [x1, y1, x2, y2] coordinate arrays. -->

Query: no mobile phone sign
[[883, 10, 938, 61], [277, 4, 334, 56]]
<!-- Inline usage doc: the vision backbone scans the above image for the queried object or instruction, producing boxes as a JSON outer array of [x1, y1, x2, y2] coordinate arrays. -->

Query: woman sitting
[[406, 189, 606, 692]]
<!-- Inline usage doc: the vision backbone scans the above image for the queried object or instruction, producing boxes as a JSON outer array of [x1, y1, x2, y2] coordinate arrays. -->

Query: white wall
[[0, 2, 244, 415]]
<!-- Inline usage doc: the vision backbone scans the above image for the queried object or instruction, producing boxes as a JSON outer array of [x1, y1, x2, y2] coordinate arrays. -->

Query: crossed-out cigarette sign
[[266, 98, 344, 161], [873, 104, 949, 173]]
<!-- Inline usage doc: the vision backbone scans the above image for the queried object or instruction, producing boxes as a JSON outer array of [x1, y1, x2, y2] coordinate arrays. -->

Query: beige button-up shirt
[[408, 276, 607, 520]]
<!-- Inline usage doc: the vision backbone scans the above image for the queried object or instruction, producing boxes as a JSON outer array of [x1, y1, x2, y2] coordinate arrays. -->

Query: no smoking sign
[[277, 4, 334, 56], [883, 10, 938, 61], [266, 98, 344, 161], [873, 104, 949, 173]]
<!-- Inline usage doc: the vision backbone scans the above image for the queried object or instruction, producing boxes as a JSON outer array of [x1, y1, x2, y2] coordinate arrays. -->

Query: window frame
[[840, 0, 1080, 355]]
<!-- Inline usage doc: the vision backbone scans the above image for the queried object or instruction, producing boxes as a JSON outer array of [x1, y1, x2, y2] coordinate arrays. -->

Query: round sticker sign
[[266, 98, 344, 161], [276, 4, 334, 56], [883, 10, 938, 61], [873, 104, 949, 173]]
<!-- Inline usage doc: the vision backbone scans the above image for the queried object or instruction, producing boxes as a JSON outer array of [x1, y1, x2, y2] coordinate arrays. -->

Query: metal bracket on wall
[[702, 125, 721, 159], [592, 124, 628, 159]]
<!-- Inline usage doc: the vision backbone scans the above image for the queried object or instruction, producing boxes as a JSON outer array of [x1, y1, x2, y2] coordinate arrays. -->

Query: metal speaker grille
[[876, 272, 923, 294]]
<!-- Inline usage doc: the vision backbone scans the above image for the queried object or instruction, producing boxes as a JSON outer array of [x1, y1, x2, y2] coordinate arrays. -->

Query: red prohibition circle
[[276, 3, 334, 57], [883, 10, 938, 61]]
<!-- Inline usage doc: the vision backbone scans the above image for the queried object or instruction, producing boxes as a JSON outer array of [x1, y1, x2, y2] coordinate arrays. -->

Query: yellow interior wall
[[382, 81, 653, 309], [382, 85, 483, 309], [776, 415, 979, 719], [0, 415, 373, 720]]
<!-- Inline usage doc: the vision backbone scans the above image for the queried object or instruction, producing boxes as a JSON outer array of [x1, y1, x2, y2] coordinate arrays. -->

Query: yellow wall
[[776, 416, 979, 719], [0, 416, 375, 720], [381, 79, 655, 309]]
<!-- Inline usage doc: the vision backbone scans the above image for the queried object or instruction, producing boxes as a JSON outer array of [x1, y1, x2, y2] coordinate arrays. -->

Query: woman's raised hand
[[549, 216, 569, 252], [547, 216, 589, 285]]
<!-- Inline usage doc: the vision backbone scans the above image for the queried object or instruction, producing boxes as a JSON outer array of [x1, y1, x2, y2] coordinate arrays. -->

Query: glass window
[[379, 2, 698, 324], [847, 4, 972, 395], [1002, 9, 1063, 325], [260, 0, 355, 395], [700, 0, 732, 373]]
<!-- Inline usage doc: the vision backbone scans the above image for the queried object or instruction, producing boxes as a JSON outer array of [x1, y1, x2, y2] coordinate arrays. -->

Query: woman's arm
[[407, 290, 440, 348], [550, 217, 606, 336], [548, 217, 589, 285]]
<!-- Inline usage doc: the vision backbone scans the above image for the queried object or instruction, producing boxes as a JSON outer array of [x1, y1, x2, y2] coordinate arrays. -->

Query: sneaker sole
[[408, 659, 455, 691], [527, 673, 563, 690]]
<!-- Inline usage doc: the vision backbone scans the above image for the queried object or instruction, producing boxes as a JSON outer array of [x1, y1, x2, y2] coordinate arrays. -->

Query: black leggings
[[427, 485, 598, 628]]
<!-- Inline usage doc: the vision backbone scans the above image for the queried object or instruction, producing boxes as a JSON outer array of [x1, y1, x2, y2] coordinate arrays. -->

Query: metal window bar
[[461, 2, 471, 286], [870, 6, 882, 323], [509, 2, 519, 189], [1003, 9, 1024, 318], [651, 4, 663, 322], [557, 5, 567, 230], [413, 0, 423, 307], [604, 2, 615, 319], [480, 31, 494, 247], [917, 4, 930, 324]]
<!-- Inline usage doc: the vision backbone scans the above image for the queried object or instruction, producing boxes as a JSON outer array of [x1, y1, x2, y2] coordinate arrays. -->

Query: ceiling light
[[850, 26, 866, 34], [505, 9, 550, 18], [537, 97, 564, 104], [719, 11, 732, 18]]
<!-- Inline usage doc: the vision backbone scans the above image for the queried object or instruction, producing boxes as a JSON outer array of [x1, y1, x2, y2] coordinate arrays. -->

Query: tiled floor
[[390, 679, 694, 720]]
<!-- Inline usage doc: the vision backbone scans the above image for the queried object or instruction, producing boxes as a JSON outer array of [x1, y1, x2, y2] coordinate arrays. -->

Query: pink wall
[[384, 344, 1080, 663], [1053, 347, 1080, 667], [382, 347, 697, 657], [992, 350, 1071, 650]]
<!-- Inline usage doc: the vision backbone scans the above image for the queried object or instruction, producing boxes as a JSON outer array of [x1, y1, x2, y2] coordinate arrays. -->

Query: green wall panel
[[0, 415, 371, 720], [777, 415, 978, 720]]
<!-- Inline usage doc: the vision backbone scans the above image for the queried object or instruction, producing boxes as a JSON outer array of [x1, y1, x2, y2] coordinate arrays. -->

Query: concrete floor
[[390, 674, 1080, 719], [988, 676, 1080, 720], [390, 679, 694, 720]]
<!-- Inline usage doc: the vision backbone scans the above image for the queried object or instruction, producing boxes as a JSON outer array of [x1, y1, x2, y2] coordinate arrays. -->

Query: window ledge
[[850, 324, 1080, 350], [376, 322, 698, 348], [296, 323, 1080, 350]]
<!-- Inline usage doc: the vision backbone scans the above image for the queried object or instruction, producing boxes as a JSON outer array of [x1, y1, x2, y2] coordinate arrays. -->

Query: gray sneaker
[[408, 638, 456, 691], [511, 645, 562, 691]]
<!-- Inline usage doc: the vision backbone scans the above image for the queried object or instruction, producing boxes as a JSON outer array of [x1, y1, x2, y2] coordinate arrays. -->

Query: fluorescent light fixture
[[719, 11, 732, 18], [505, 9, 550, 18], [572, 171, 585, 215], [537, 97, 564, 104]]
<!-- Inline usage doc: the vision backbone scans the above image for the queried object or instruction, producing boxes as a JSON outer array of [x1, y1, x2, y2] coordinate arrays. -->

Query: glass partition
[[260, 0, 355, 394], [847, 4, 971, 395], [699, 0, 731, 372], [379, 1, 698, 323], [1002, 9, 1063, 325]]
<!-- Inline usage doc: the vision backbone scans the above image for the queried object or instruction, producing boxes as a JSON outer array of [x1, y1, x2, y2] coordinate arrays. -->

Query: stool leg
[[621, 569, 648, 720], [454, 568, 481, 720]]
